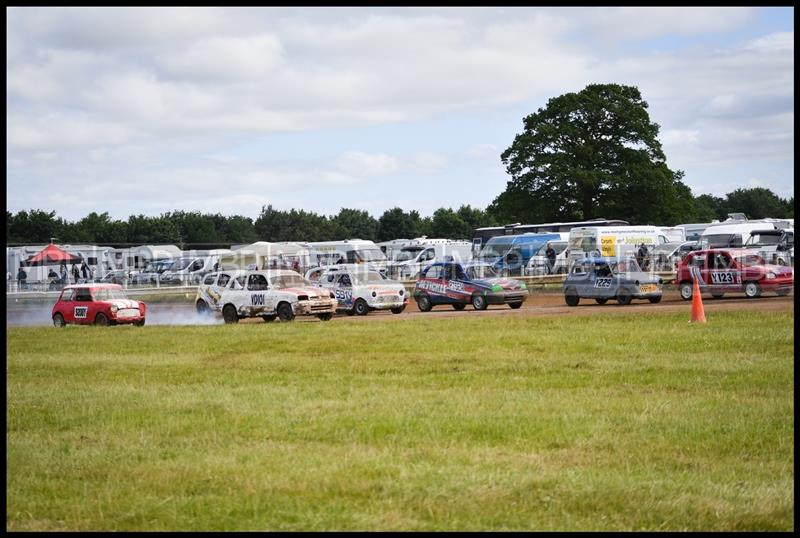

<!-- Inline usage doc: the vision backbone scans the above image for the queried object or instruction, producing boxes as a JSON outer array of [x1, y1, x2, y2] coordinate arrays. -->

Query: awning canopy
[[23, 244, 83, 266]]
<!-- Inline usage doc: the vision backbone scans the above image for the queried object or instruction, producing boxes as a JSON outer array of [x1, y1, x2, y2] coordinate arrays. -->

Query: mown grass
[[6, 309, 794, 531]]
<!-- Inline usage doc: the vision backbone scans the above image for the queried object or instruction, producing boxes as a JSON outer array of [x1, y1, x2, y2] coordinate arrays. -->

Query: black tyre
[[595, 298, 608, 305], [196, 300, 210, 315], [354, 298, 369, 316], [317, 313, 333, 321], [679, 282, 694, 301], [134, 319, 146, 326], [452, 303, 466, 311], [262, 314, 277, 323], [390, 306, 406, 314], [53, 313, 66, 328], [277, 302, 295, 322], [417, 294, 432, 312], [345, 309, 356, 316], [472, 294, 488, 311], [743, 281, 761, 299], [94, 313, 109, 326], [508, 302, 523, 309], [616, 292, 632, 306], [222, 305, 239, 324], [564, 290, 579, 307], [648, 295, 662, 304]]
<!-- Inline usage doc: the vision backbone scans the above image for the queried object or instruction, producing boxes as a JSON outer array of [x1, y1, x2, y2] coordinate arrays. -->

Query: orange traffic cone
[[690, 277, 706, 323]]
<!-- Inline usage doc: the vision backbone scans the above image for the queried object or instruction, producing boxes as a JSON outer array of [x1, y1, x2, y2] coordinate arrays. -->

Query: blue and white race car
[[413, 262, 529, 311], [305, 264, 408, 316]]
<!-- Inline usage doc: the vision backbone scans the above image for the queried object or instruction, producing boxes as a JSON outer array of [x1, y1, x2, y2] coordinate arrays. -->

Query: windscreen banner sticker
[[74, 306, 88, 319], [600, 237, 616, 257], [709, 271, 739, 285], [594, 278, 612, 288]]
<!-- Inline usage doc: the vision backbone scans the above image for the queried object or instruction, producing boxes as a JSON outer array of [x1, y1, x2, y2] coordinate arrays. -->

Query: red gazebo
[[23, 244, 82, 266]]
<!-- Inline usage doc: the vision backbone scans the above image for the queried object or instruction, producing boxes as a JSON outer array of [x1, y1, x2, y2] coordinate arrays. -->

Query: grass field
[[6, 309, 794, 531]]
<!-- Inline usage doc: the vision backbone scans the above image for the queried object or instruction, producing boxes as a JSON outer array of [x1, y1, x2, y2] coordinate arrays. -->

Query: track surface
[[8, 290, 792, 327]]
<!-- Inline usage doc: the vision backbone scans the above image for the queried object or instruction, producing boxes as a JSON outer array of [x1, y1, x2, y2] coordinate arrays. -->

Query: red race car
[[675, 248, 793, 299], [51, 283, 147, 327]]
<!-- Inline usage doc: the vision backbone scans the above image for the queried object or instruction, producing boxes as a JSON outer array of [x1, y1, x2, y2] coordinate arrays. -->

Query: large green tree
[[496, 83, 694, 225], [724, 188, 792, 219]]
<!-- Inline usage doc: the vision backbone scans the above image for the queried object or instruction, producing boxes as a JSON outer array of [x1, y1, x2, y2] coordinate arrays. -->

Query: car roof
[[691, 248, 759, 257], [64, 283, 123, 290]]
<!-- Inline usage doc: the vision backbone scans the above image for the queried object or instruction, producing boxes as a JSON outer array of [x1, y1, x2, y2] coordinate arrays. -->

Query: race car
[[195, 269, 337, 323], [563, 257, 662, 306], [413, 262, 528, 311], [51, 283, 146, 327], [305, 263, 407, 315], [675, 248, 793, 299]]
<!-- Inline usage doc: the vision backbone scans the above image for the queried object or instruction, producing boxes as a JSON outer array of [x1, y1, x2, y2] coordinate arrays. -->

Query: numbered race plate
[[594, 278, 613, 288], [709, 271, 739, 285]]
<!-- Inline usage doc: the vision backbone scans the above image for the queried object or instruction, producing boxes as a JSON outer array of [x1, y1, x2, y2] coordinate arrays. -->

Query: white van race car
[[195, 269, 337, 323], [305, 264, 408, 315]]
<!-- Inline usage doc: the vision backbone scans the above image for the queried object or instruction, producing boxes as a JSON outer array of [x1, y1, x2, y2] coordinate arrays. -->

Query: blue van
[[466, 233, 563, 277]]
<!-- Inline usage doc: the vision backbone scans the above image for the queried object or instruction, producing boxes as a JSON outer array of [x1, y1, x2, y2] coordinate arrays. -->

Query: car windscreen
[[354, 249, 387, 262], [171, 258, 195, 271], [701, 234, 738, 248], [269, 274, 306, 289], [395, 247, 423, 262], [351, 271, 387, 284], [610, 259, 641, 274], [744, 233, 781, 247], [93, 288, 128, 301], [466, 265, 498, 279], [479, 240, 514, 258], [735, 254, 765, 267]]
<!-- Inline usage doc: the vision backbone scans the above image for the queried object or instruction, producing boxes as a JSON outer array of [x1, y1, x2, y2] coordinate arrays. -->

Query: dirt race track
[[6, 290, 794, 327]]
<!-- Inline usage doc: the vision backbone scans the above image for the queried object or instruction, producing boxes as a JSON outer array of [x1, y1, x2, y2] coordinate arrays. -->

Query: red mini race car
[[675, 248, 793, 299], [51, 283, 147, 327]]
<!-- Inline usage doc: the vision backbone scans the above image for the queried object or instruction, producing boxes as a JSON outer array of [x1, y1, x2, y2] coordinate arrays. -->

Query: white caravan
[[699, 221, 776, 249], [567, 226, 671, 264], [221, 242, 313, 273], [386, 238, 473, 280], [308, 239, 389, 272], [159, 248, 233, 285]]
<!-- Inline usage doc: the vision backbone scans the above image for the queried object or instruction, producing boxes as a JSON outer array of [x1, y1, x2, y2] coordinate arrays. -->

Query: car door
[[333, 273, 355, 309], [58, 288, 77, 323], [707, 251, 739, 291], [590, 263, 613, 298], [246, 273, 270, 315], [72, 287, 95, 324], [568, 262, 590, 296], [446, 263, 471, 303], [417, 264, 447, 304], [206, 272, 231, 308]]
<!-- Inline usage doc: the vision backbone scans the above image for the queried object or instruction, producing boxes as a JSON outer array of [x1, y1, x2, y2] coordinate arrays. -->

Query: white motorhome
[[308, 239, 389, 272], [220, 242, 313, 273], [659, 227, 686, 243], [677, 222, 720, 242], [386, 238, 473, 280], [159, 248, 233, 285], [743, 228, 794, 266], [376, 239, 414, 261], [567, 226, 671, 265], [699, 222, 776, 249], [109, 245, 182, 271]]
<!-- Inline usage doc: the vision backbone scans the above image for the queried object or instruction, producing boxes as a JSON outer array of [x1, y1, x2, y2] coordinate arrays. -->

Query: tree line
[[6, 84, 793, 248], [6, 186, 792, 248]]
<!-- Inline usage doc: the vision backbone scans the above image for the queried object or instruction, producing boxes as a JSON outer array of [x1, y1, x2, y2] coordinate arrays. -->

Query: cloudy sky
[[6, 6, 794, 222]]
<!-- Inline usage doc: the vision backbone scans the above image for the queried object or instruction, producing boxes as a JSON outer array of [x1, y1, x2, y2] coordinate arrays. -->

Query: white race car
[[195, 269, 337, 323], [305, 264, 408, 316]]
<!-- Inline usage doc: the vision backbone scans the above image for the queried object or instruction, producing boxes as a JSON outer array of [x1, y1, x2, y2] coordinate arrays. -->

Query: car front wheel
[[564, 290, 579, 307], [317, 313, 333, 321], [354, 298, 369, 316], [53, 313, 66, 328], [277, 302, 295, 322], [222, 305, 239, 324], [416, 295, 432, 312], [390, 306, 406, 314], [196, 300, 210, 315], [472, 294, 487, 311], [744, 281, 761, 299], [94, 313, 109, 326], [508, 302, 523, 309]]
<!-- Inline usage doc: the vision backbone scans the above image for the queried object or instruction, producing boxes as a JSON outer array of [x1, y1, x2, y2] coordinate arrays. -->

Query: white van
[[308, 239, 389, 272], [220, 242, 312, 273], [659, 227, 686, 243], [743, 228, 793, 266], [386, 239, 473, 280], [699, 222, 776, 249], [567, 226, 671, 265], [159, 248, 232, 285]]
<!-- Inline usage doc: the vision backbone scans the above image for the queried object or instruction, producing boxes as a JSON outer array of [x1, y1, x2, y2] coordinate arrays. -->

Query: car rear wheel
[[508, 302, 523, 309], [94, 313, 109, 326], [196, 300, 210, 315], [564, 287, 579, 307], [317, 313, 333, 321], [417, 294, 432, 312], [472, 294, 488, 311], [262, 315, 277, 323], [354, 298, 369, 316], [595, 298, 608, 305], [744, 281, 761, 299], [277, 302, 295, 322], [452, 303, 466, 311], [222, 305, 239, 324], [648, 295, 662, 304], [53, 313, 65, 328], [390, 306, 406, 314], [679, 282, 694, 301]]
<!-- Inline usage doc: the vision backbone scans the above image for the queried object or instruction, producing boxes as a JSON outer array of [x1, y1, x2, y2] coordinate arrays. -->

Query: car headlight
[[110, 305, 118, 314], [519, 283, 527, 289], [399, 289, 404, 296], [766, 272, 776, 279], [372, 291, 377, 297], [297, 295, 309, 301], [329, 292, 335, 299], [491, 284, 503, 292]]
